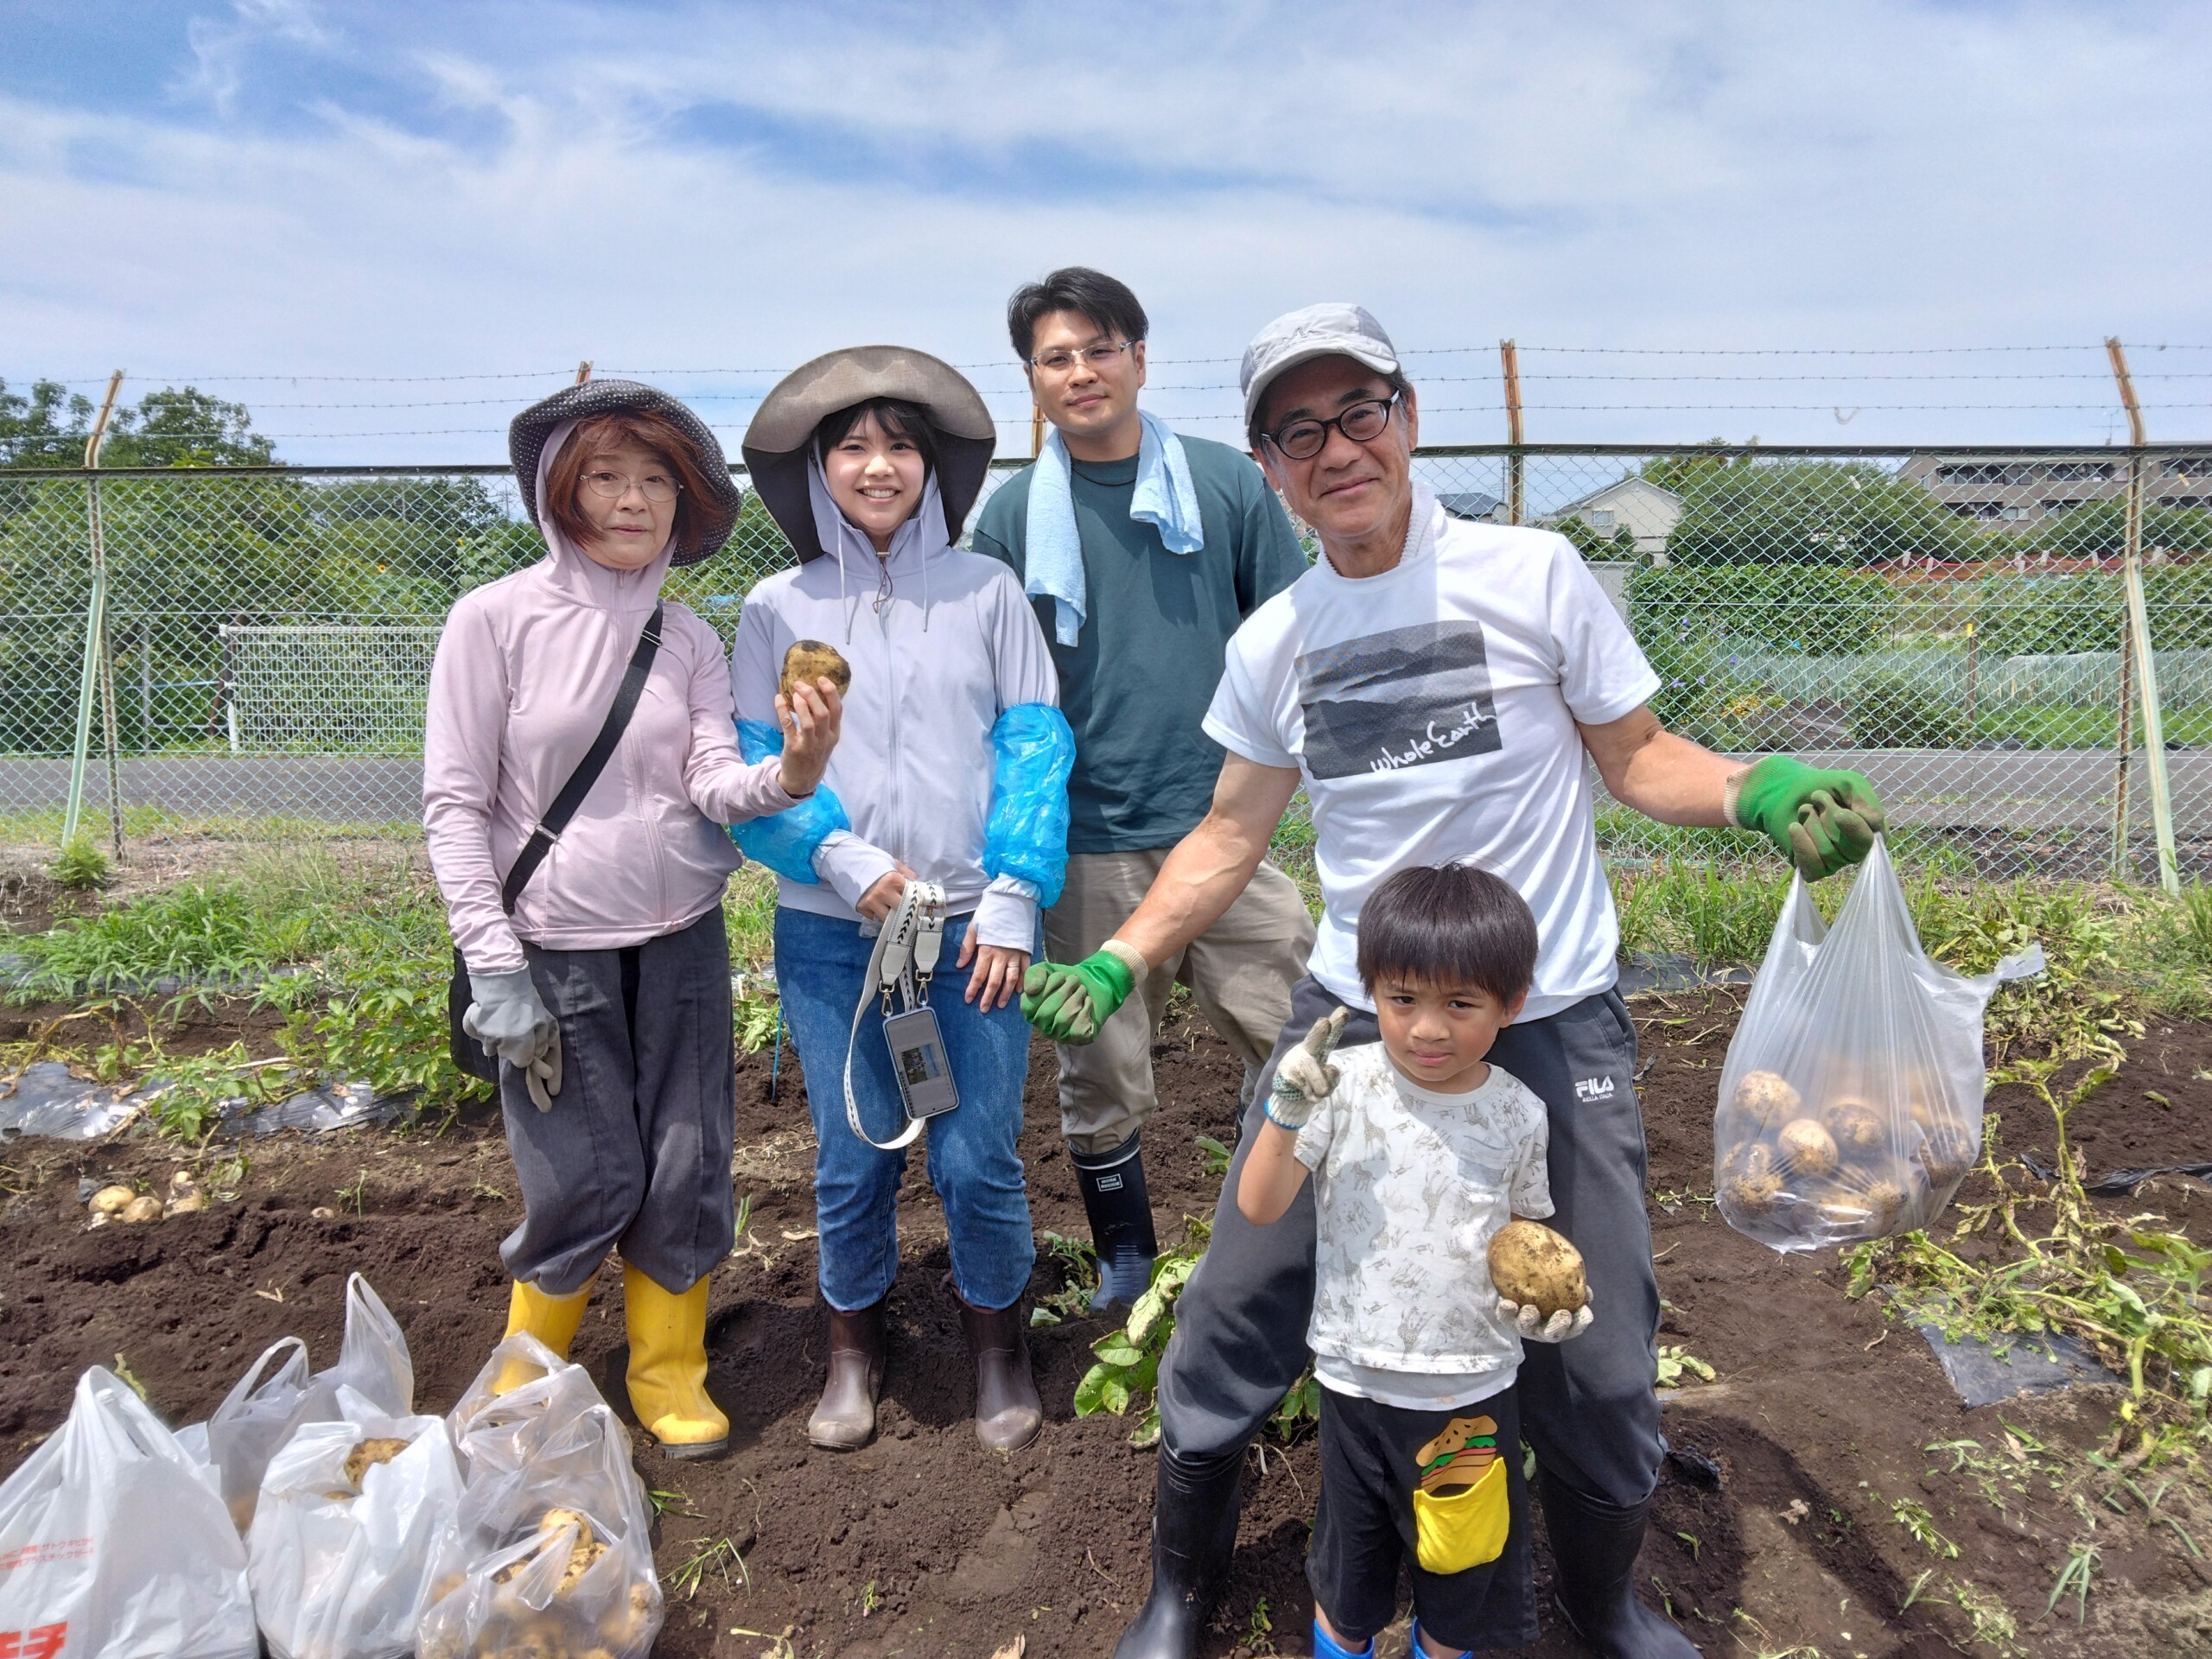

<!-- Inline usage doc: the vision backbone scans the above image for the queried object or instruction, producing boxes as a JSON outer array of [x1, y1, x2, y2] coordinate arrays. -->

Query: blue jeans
[[774, 906, 1036, 1313]]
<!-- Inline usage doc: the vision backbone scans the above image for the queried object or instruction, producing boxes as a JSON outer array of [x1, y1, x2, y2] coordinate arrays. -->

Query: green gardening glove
[[1020, 949, 1139, 1044], [1732, 755, 1887, 880]]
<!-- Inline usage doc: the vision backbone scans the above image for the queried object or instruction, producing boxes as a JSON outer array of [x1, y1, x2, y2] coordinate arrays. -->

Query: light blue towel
[[1022, 409, 1205, 646]]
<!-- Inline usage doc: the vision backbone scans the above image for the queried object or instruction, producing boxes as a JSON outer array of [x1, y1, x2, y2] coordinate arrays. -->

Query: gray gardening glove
[[523, 1034, 562, 1114], [463, 967, 558, 1071], [1263, 1008, 1348, 1130]]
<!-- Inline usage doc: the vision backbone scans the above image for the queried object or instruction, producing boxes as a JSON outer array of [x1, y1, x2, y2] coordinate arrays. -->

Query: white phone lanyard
[[843, 879, 949, 1150]]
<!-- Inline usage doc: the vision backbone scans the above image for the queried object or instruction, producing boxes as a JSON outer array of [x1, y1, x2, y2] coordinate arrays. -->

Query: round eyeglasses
[[1262, 391, 1402, 462], [582, 469, 681, 504]]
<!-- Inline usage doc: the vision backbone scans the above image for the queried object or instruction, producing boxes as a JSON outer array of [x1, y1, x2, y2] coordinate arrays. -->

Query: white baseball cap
[[1240, 303, 1402, 431]]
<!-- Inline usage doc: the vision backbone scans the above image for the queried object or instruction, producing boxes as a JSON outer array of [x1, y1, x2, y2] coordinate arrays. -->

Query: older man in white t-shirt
[[1021, 305, 1885, 1659]]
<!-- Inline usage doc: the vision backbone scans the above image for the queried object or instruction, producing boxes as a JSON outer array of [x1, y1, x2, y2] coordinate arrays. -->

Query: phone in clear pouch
[[883, 1005, 959, 1121]]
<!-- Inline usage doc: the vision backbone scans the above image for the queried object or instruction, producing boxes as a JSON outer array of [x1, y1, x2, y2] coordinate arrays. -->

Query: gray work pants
[[499, 906, 737, 1298], [1155, 975, 1665, 1510]]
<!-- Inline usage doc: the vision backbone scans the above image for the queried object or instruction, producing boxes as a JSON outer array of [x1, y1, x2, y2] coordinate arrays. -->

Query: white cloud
[[3, 0, 2209, 461]]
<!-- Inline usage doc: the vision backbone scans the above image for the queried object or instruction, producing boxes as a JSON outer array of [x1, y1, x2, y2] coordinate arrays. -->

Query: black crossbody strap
[[499, 602, 664, 914]]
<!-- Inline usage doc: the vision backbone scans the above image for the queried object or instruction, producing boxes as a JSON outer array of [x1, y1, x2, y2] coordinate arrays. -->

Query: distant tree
[[0, 378, 95, 467], [1640, 441, 1743, 496], [2034, 497, 2212, 558], [1664, 459, 1978, 565], [103, 387, 276, 467], [1552, 515, 1639, 561]]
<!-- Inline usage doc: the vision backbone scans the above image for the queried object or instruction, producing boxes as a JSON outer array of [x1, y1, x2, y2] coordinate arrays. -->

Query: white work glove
[[463, 967, 563, 1111], [1497, 1294, 1596, 1344], [1264, 1008, 1348, 1130]]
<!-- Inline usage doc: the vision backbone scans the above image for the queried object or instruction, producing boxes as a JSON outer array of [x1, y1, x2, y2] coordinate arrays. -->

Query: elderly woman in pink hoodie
[[424, 381, 840, 1459]]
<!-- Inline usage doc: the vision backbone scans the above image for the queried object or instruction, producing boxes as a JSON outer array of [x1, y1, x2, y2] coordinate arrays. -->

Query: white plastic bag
[[195, 1274, 415, 1530], [414, 1336, 663, 1659], [245, 1389, 463, 1659], [1714, 838, 2043, 1252], [0, 1367, 258, 1658]]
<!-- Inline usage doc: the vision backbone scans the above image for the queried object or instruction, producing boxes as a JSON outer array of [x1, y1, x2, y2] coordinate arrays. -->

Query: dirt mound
[[3, 995, 2209, 1656]]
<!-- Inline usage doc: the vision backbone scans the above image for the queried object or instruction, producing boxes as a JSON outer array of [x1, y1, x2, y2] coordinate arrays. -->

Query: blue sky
[[5, 0, 2210, 461]]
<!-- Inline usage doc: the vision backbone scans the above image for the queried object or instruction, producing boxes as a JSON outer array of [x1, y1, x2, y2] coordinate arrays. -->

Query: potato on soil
[[1775, 1117, 1840, 1179], [1820, 1097, 1887, 1154], [118, 1195, 164, 1224], [342, 1436, 412, 1487], [779, 639, 851, 702], [89, 1185, 135, 1217], [1487, 1219, 1587, 1318], [1731, 1070, 1801, 1128]]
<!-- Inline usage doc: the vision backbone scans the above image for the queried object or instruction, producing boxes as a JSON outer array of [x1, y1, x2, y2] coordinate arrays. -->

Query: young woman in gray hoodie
[[732, 347, 1073, 1453]]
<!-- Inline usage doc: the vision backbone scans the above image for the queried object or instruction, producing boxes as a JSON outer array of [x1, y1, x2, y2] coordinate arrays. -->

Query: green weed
[[48, 836, 109, 892], [1028, 1231, 1101, 1327], [1889, 1497, 1961, 1559], [1656, 1344, 1715, 1387], [664, 1535, 748, 1599], [1849, 1058, 2212, 1457], [1612, 863, 1783, 966], [1074, 1226, 1211, 1446]]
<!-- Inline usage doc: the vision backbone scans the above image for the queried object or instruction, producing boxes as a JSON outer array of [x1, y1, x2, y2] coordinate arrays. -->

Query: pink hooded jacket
[[423, 421, 798, 974]]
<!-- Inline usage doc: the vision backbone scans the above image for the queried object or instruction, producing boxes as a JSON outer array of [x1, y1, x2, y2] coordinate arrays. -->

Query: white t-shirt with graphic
[[1202, 484, 1659, 1018], [1294, 1043, 1553, 1405]]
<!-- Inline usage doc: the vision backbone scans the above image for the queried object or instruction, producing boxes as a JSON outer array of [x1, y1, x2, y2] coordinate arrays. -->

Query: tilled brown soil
[[3, 995, 2211, 1656]]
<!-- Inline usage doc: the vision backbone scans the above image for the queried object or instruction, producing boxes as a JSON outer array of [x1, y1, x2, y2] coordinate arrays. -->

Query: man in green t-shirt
[[972, 267, 1313, 1310]]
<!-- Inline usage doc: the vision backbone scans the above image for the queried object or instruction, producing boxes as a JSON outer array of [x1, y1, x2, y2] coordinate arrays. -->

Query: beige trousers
[[1045, 850, 1315, 1156]]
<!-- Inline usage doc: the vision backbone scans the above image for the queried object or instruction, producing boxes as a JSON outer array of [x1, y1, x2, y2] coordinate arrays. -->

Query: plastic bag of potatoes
[[1714, 837, 2043, 1253], [413, 1336, 662, 1659]]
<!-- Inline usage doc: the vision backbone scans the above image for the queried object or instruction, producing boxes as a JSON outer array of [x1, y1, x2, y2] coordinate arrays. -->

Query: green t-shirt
[[972, 433, 1308, 854]]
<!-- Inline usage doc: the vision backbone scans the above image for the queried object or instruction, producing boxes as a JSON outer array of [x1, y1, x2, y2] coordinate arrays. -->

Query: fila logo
[[1095, 1173, 1125, 1192], [1574, 1077, 1617, 1101]]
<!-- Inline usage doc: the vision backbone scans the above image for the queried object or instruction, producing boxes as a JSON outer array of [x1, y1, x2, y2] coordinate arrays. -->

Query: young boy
[[1236, 863, 1594, 1659]]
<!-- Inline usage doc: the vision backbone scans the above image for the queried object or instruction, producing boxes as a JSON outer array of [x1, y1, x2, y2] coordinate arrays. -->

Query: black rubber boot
[[1072, 1133, 1160, 1313], [1111, 1445, 1243, 1659], [1539, 1469, 1699, 1659]]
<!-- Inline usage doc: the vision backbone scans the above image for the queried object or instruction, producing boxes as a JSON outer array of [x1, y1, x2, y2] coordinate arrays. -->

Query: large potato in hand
[[1487, 1219, 1588, 1319], [779, 639, 851, 702]]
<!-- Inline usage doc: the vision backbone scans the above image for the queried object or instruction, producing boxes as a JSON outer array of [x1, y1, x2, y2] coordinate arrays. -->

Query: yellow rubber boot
[[623, 1264, 729, 1459], [492, 1279, 590, 1395]]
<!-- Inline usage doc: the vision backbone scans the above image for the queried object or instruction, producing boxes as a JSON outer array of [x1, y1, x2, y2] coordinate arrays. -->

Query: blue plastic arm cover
[[729, 718, 850, 885], [982, 702, 1075, 908]]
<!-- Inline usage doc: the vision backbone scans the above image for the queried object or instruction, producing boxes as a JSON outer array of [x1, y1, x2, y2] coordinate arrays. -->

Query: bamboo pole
[[1501, 340, 1524, 524], [2107, 337, 2178, 892], [62, 372, 124, 850]]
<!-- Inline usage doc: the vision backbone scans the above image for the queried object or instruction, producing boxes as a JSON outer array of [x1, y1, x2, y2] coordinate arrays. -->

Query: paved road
[[3, 750, 2206, 836]]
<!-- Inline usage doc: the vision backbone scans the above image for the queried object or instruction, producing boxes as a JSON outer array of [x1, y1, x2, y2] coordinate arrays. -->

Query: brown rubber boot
[[807, 1298, 887, 1451], [959, 1298, 1042, 1453]]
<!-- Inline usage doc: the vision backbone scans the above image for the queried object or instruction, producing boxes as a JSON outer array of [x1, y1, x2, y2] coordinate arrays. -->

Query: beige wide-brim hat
[[742, 346, 996, 562]]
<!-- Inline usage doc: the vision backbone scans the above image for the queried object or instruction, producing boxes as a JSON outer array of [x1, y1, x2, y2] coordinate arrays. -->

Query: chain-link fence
[[2, 443, 2206, 881]]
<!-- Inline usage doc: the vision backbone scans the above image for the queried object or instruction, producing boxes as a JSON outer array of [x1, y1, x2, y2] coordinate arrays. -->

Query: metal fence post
[[2107, 339, 2180, 893], [61, 372, 124, 850], [1500, 340, 1524, 524]]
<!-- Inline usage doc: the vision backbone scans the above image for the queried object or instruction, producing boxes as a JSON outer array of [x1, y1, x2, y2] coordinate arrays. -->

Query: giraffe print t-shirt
[[1294, 1042, 1553, 1382]]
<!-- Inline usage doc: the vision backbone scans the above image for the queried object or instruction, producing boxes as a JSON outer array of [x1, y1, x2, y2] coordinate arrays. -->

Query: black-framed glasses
[[1028, 340, 1135, 375], [582, 468, 682, 504], [1262, 391, 1402, 461]]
